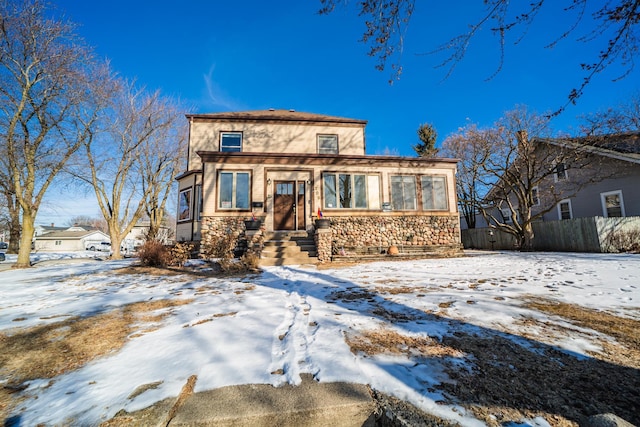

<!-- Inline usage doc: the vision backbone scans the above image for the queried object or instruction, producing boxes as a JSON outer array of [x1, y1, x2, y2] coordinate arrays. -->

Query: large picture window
[[421, 176, 448, 210], [178, 188, 192, 221], [323, 173, 379, 209], [218, 171, 250, 210], [390, 176, 416, 210], [220, 132, 242, 152]]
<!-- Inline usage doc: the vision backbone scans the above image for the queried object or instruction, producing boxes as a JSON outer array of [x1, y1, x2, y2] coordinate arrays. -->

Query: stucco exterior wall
[[188, 119, 366, 171]]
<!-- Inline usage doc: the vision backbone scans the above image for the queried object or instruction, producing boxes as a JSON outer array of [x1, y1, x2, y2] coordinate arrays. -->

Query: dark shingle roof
[[186, 109, 367, 125]]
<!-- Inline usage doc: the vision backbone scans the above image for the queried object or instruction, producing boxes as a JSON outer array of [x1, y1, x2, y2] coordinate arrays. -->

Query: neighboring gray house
[[530, 132, 639, 222]]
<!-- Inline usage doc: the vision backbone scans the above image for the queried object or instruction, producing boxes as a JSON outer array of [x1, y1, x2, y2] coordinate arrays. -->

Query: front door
[[274, 181, 296, 230], [273, 180, 306, 231]]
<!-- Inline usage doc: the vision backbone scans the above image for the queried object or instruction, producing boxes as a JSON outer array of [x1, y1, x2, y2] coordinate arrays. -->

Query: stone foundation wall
[[325, 215, 461, 254], [200, 217, 264, 258]]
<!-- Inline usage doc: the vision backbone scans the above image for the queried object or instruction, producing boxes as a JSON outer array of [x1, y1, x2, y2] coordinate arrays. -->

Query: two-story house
[[176, 109, 462, 263]]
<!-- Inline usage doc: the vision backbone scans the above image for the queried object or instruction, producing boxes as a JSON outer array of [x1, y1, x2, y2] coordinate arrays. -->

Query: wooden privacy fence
[[461, 216, 640, 252]]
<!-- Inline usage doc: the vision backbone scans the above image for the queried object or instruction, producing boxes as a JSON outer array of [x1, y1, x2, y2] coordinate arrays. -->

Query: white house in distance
[[176, 109, 462, 263], [33, 225, 110, 252]]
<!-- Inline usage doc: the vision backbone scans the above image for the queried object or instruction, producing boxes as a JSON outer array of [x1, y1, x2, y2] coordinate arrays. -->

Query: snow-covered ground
[[1, 251, 638, 426]]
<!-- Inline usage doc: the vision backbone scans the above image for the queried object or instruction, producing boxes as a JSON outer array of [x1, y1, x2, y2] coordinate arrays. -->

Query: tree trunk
[[521, 223, 535, 251], [147, 222, 159, 242], [14, 214, 34, 268], [8, 210, 21, 254]]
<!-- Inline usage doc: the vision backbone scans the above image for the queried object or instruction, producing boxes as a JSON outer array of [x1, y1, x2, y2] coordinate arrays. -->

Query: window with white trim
[[558, 199, 573, 220], [554, 163, 567, 181], [501, 208, 513, 224], [421, 176, 448, 210], [323, 173, 379, 209], [218, 171, 250, 210], [178, 188, 192, 221], [317, 135, 338, 154], [220, 132, 242, 152], [531, 186, 540, 206], [390, 176, 417, 210], [601, 190, 625, 217]]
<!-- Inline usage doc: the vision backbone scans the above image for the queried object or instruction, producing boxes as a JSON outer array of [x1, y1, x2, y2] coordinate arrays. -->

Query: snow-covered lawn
[[1, 251, 638, 426]]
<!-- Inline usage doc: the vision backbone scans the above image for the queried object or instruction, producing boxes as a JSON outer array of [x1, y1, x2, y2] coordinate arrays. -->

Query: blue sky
[[39, 0, 639, 224]]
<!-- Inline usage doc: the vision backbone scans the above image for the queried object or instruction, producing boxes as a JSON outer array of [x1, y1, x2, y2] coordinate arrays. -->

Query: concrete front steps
[[259, 231, 318, 266]]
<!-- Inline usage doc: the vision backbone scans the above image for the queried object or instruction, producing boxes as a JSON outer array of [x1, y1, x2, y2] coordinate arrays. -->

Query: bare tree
[[66, 216, 108, 233], [580, 92, 640, 134], [82, 80, 186, 259], [140, 108, 187, 242], [0, 0, 104, 267], [320, 1, 640, 111], [441, 124, 494, 229]]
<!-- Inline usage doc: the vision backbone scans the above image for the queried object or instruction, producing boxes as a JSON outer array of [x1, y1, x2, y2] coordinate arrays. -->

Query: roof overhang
[[196, 151, 460, 168]]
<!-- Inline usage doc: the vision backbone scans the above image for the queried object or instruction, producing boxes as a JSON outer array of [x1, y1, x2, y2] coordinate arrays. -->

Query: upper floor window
[[220, 132, 242, 152], [390, 176, 417, 210], [601, 190, 625, 217], [531, 186, 540, 206], [218, 171, 250, 210], [318, 135, 338, 154], [421, 176, 448, 210], [554, 163, 567, 181]]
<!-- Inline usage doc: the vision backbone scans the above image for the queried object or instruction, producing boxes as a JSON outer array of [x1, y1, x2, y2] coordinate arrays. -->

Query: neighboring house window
[[322, 173, 380, 209], [220, 132, 242, 152], [500, 208, 513, 224], [558, 199, 573, 220], [421, 176, 448, 210], [532, 186, 540, 206], [318, 135, 338, 154], [178, 188, 192, 221], [218, 171, 250, 210], [390, 176, 417, 210], [195, 184, 202, 221], [554, 163, 568, 181], [55, 240, 61, 245], [601, 190, 625, 217]]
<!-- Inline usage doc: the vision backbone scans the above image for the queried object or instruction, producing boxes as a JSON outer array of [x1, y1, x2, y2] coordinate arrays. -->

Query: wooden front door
[[273, 180, 306, 231], [274, 181, 296, 230]]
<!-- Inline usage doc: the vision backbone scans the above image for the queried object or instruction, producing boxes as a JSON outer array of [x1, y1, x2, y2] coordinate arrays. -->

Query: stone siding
[[200, 217, 264, 258], [327, 215, 461, 253]]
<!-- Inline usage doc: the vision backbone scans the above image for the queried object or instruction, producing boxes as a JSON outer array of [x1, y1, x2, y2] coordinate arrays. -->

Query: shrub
[[604, 228, 640, 253], [218, 252, 260, 274], [137, 240, 171, 267]]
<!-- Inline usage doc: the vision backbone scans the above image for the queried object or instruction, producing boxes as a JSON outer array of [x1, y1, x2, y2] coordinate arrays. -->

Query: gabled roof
[[537, 132, 640, 164], [186, 109, 367, 125]]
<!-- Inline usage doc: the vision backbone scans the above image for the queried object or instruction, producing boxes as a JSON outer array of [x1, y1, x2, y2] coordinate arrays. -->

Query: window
[[501, 208, 513, 224], [558, 199, 572, 220], [318, 135, 338, 154], [218, 171, 250, 210], [55, 240, 61, 246], [531, 186, 540, 206], [178, 188, 192, 221], [554, 163, 567, 181], [601, 190, 625, 218], [323, 173, 379, 209], [421, 176, 448, 210], [390, 176, 417, 210], [195, 184, 202, 221], [220, 132, 242, 152]]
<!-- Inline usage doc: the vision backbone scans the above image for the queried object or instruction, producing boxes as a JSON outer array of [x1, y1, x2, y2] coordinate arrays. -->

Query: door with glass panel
[[273, 181, 306, 230]]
